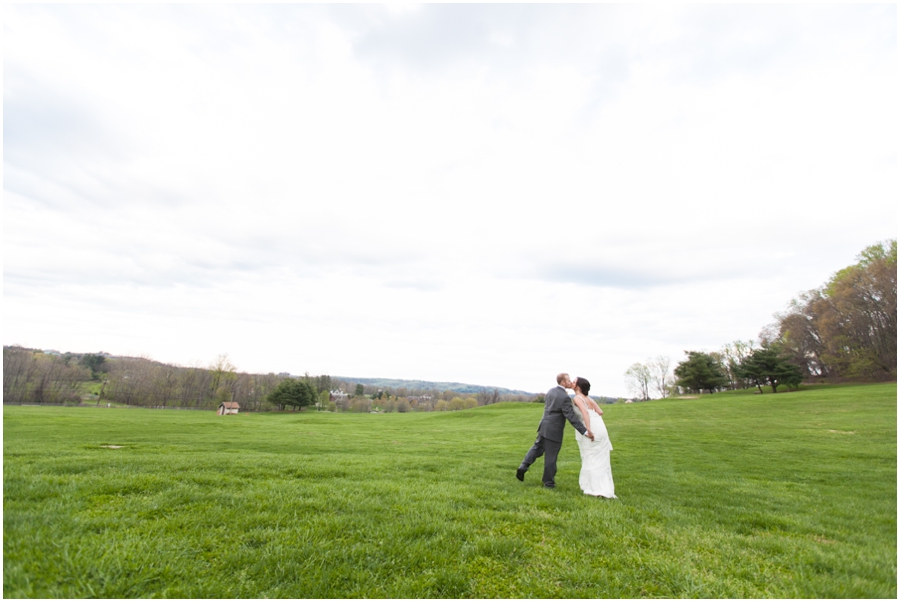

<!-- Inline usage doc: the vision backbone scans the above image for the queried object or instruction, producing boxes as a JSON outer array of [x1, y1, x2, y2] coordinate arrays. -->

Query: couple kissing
[[517, 373, 616, 498]]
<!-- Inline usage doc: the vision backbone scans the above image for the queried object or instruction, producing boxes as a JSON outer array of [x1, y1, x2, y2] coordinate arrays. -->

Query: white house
[[217, 401, 240, 415]]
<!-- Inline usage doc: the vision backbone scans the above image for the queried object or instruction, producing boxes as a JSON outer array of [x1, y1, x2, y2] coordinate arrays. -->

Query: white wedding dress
[[574, 406, 616, 498]]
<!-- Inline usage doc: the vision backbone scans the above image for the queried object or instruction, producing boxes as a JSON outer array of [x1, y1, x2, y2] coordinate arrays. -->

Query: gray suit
[[519, 385, 588, 487]]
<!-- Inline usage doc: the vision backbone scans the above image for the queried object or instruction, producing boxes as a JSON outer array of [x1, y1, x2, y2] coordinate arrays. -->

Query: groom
[[516, 373, 593, 488]]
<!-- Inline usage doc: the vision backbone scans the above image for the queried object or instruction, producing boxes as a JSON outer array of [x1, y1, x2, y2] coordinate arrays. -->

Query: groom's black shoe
[[516, 467, 526, 481]]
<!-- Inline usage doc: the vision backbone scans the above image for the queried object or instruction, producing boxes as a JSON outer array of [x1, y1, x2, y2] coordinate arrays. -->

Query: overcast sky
[[4, 4, 897, 397]]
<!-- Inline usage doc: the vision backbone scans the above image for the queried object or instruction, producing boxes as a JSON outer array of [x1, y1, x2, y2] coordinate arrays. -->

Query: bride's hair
[[575, 376, 591, 396]]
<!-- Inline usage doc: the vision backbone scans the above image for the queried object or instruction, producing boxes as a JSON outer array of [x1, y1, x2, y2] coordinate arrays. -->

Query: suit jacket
[[537, 385, 587, 442]]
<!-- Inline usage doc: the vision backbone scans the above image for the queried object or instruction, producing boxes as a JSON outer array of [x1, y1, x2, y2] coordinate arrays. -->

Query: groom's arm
[[556, 391, 590, 436]]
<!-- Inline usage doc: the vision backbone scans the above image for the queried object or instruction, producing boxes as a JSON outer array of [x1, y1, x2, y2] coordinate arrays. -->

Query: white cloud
[[3, 4, 896, 396]]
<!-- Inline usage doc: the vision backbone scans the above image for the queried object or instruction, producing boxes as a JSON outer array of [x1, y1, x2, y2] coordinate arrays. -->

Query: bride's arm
[[589, 398, 603, 415], [573, 395, 591, 432]]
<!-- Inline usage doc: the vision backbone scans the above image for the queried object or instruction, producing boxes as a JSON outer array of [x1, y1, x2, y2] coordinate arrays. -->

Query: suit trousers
[[520, 434, 563, 487]]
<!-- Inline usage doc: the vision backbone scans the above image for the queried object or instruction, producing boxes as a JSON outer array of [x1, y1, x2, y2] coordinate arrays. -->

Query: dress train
[[574, 408, 616, 498]]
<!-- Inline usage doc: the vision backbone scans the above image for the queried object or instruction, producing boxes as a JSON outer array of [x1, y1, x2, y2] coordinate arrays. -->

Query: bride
[[572, 377, 616, 498]]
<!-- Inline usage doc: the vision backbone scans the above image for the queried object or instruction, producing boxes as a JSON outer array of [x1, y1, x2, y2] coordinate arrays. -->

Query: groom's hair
[[556, 373, 569, 385], [575, 377, 591, 395]]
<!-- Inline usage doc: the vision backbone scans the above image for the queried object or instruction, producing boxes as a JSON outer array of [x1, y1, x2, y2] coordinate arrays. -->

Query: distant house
[[407, 395, 434, 410], [217, 401, 240, 415], [330, 390, 348, 401], [624, 399, 634, 404]]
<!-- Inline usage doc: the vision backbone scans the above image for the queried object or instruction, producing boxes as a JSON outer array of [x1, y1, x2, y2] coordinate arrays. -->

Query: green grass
[[4, 383, 896, 598]]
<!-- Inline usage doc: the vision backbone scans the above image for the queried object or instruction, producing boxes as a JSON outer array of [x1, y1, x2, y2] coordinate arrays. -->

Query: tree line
[[3, 347, 93, 404], [770, 240, 896, 381], [625, 240, 896, 398], [3, 349, 281, 410], [3, 347, 518, 412]]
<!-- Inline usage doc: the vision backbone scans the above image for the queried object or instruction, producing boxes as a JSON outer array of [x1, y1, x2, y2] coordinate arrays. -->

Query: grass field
[[3, 383, 896, 598]]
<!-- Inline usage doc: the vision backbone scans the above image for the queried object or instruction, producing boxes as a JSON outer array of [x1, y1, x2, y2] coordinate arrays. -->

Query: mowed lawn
[[3, 383, 896, 598]]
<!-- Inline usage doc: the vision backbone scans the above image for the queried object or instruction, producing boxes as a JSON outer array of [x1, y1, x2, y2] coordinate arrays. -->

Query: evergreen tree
[[737, 345, 804, 393], [674, 351, 728, 394], [268, 378, 316, 410]]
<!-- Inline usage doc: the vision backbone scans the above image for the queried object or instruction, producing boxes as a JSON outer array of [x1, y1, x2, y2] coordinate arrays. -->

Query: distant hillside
[[593, 396, 620, 405], [334, 376, 621, 401], [333, 377, 535, 396]]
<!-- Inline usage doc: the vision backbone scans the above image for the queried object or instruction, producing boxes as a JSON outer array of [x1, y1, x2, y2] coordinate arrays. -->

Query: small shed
[[217, 401, 240, 415]]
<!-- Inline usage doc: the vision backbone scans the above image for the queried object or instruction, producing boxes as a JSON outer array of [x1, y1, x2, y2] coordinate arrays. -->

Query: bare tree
[[209, 354, 237, 397], [476, 388, 500, 406], [3, 346, 36, 403], [719, 340, 756, 389], [150, 364, 179, 407], [648, 356, 672, 398], [624, 362, 652, 400]]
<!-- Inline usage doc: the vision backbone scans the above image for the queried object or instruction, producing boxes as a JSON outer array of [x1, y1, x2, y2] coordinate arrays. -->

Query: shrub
[[350, 398, 371, 413]]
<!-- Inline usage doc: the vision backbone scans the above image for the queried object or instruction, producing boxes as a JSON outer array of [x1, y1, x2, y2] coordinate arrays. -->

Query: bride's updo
[[575, 377, 591, 396]]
